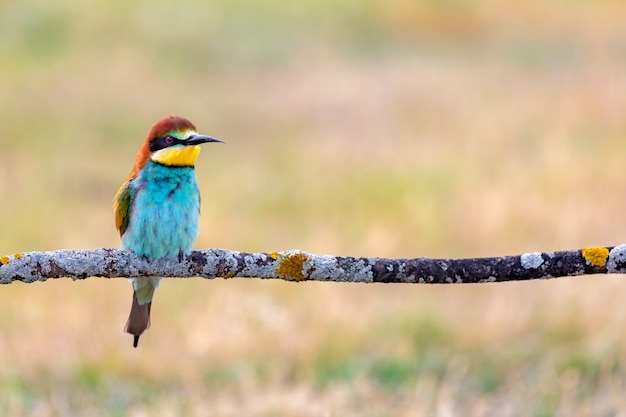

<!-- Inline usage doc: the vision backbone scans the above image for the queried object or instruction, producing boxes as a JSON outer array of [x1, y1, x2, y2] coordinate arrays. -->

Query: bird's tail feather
[[132, 276, 161, 305], [125, 292, 152, 348]]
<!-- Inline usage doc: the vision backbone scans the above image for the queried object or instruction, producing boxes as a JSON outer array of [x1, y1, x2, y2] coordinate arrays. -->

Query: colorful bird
[[113, 116, 223, 347]]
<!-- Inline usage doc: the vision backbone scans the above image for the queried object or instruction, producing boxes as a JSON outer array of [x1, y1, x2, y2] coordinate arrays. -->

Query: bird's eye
[[165, 136, 175, 144]]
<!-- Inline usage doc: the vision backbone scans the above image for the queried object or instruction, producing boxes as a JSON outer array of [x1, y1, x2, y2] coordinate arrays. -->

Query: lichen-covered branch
[[1, 245, 626, 285]]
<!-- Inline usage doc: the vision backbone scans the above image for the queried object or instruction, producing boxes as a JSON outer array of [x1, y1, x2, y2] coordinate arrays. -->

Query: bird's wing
[[113, 180, 136, 237]]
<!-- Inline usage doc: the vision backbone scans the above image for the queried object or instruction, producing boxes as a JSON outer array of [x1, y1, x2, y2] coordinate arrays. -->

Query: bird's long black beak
[[184, 134, 225, 146]]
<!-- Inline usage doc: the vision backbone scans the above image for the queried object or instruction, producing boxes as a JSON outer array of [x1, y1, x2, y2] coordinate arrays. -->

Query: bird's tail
[[125, 277, 161, 348], [125, 292, 151, 347]]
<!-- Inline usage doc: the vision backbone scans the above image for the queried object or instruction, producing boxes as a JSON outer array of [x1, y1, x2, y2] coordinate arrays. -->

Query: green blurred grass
[[2, 0, 626, 415]]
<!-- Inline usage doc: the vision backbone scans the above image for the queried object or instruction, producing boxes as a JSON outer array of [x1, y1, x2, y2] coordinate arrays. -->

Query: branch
[[1, 245, 626, 285]]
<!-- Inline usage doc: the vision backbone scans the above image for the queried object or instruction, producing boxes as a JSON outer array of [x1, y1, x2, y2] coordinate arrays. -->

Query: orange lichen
[[275, 252, 309, 281], [582, 246, 609, 267], [0, 253, 24, 265], [269, 252, 279, 260]]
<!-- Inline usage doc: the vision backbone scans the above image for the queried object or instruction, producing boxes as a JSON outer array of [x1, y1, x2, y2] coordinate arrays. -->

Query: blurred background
[[1, 0, 626, 415]]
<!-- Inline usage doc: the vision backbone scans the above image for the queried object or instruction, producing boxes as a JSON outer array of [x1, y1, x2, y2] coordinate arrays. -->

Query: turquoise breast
[[122, 161, 200, 259]]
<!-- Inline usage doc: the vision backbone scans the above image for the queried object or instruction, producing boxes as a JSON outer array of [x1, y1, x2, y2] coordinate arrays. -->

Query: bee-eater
[[113, 116, 223, 347]]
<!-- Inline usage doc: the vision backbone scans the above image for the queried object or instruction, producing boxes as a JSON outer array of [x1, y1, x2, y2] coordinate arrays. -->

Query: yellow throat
[[151, 145, 201, 167]]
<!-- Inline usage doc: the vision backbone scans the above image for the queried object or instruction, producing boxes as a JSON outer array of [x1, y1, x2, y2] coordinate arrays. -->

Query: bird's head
[[131, 116, 223, 175]]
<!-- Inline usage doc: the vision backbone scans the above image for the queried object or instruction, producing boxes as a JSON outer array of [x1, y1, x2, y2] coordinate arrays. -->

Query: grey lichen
[[242, 253, 277, 279], [56, 249, 103, 280], [520, 252, 544, 270], [344, 259, 373, 283], [310, 255, 344, 281], [608, 244, 626, 273]]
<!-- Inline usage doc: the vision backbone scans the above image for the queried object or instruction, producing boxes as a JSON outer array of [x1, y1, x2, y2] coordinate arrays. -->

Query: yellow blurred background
[[2, 0, 626, 415]]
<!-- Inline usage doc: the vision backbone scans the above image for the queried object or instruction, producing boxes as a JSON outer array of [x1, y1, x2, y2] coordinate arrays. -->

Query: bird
[[113, 116, 223, 347]]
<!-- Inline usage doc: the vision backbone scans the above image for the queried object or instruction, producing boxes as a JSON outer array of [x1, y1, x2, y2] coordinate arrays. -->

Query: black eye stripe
[[149, 136, 179, 152]]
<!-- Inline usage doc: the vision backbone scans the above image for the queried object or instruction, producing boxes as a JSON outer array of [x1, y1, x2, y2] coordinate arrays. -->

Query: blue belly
[[122, 162, 200, 259]]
